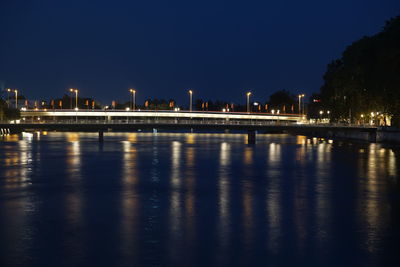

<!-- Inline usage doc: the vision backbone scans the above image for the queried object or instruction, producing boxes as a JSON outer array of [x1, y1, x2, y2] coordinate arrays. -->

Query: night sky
[[1, 0, 399, 105]]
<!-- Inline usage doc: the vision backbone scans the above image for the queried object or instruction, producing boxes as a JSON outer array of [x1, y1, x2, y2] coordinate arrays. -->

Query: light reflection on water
[[169, 140, 182, 262], [120, 140, 139, 265], [218, 141, 231, 255], [0, 133, 399, 266], [315, 142, 332, 252], [266, 142, 282, 254]]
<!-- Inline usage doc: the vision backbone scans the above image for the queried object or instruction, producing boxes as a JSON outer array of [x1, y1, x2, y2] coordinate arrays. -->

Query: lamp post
[[74, 89, 79, 109], [246, 92, 251, 113], [129, 89, 136, 110], [14, 89, 18, 109], [298, 94, 305, 115], [188, 90, 193, 112], [6, 88, 11, 107], [69, 88, 74, 109]]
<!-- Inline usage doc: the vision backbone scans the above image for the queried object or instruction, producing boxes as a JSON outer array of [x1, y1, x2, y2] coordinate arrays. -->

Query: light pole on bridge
[[14, 89, 18, 109], [129, 89, 136, 110], [188, 89, 193, 112], [298, 94, 305, 115], [6, 88, 11, 108], [246, 91, 251, 113], [69, 88, 79, 110], [74, 89, 79, 109]]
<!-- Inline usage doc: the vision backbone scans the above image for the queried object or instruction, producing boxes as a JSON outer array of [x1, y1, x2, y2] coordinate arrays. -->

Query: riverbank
[[288, 126, 400, 145]]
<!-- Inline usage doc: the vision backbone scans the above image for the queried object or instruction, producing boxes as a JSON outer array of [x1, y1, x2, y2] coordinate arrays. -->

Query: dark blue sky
[[1, 0, 399, 105]]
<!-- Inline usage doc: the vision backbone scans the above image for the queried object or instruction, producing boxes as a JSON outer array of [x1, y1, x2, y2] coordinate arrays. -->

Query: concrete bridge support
[[248, 130, 256, 144], [99, 131, 104, 142]]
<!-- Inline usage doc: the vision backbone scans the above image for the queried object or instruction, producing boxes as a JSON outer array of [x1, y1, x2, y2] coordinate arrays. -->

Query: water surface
[[0, 133, 399, 266]]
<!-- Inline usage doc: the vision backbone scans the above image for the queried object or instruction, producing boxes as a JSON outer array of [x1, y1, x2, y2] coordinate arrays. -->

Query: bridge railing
[[17, 118, 297, 126], [11, 119, 377, 129]]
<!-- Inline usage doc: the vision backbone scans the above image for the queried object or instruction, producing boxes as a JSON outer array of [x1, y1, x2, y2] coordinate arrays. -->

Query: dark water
[[0, 132, 399, 267]]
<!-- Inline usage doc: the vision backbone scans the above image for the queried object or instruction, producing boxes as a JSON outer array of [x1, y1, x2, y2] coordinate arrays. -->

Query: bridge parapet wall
[[377, 128, 400, 144]]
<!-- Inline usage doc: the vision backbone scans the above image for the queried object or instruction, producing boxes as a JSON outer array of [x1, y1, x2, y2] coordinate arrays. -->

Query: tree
[[0, 99, 20, 120], [268, 90, 296, 113], [319, 16, 400, 126]]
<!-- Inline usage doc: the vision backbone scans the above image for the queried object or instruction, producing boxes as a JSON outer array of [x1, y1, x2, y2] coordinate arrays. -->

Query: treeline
[[316, 16, 400, 125], [0, 99, 20, 120]]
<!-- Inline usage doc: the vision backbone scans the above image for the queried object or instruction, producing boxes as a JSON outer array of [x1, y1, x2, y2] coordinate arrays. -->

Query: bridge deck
[[20, 109, 303, 122]]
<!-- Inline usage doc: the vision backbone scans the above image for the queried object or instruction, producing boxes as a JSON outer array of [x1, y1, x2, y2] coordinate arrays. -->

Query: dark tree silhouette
[[318, 16, 400, 126]]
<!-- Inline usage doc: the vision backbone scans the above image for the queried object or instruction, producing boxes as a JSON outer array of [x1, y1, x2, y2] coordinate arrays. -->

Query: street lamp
[[298, 94, 305, 115], [246, 92, 251, 113], [74, 89, 79, 109], [129, 89, 136, 110], [188, 90, 193, 112], [14, 89, 18, 109], [6, 88, 11, 107], [69, 88, 75, 109]]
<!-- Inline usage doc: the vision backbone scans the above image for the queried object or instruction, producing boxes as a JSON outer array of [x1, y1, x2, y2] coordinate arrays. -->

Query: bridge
[[0, 109, 378, 143], [18, 109, 303, 123]]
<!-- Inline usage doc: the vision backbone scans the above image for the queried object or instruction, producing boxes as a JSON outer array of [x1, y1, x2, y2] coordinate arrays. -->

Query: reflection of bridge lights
[[186, 134, 195, 144], [22, 132, 33, 140]]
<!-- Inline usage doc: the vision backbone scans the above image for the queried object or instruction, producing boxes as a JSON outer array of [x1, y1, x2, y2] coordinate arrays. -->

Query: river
[[0, 132, 399, 266]]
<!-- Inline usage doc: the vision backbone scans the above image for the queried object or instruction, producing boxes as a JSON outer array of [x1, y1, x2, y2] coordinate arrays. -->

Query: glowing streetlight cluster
[[359, 111, 386, 125], [319, 110, 330, 115], [4, 88, 19, 108]]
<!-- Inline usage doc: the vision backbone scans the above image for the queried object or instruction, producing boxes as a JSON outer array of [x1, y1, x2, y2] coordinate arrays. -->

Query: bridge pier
[[247, 130, 256, 144], [99, 131, 104, 142], [368, 131, 377, 142]]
